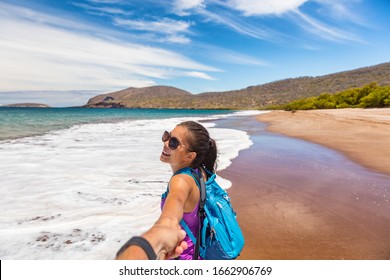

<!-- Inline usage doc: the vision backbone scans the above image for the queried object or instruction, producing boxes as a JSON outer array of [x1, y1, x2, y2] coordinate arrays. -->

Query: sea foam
[[0, 113, 253, 259]]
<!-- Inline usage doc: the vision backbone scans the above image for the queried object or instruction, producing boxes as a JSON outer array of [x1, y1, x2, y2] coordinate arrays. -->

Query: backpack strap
[[190, 169, 206, 208], [189, 168, 206, 260], [162, 167, 199, 199], [180, 219, 196, 243]]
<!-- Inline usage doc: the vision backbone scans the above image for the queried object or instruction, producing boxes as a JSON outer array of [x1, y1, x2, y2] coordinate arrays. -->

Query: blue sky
[[0, 0, 389, 106]]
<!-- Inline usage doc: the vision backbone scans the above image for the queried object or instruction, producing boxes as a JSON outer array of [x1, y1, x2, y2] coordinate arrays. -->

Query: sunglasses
[[162, 131, 193, 151]]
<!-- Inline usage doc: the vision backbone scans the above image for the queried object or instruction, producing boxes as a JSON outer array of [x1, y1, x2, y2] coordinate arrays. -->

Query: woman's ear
[[185, 151, 197, 163]]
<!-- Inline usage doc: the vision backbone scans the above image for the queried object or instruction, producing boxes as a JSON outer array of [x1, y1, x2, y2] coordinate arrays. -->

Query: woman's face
[[160, 125, 194, 166]]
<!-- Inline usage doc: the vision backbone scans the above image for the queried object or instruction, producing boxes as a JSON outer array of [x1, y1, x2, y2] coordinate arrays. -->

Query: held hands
[[116, 219, 188, 260], [143, 223, 188, 260]]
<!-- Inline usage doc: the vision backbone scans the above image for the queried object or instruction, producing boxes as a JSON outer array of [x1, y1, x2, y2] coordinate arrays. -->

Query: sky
[[0, 0, 389, 107]]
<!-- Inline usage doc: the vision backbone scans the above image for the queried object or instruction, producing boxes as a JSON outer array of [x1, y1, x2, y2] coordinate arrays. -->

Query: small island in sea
[[1, 103, 50, 108]]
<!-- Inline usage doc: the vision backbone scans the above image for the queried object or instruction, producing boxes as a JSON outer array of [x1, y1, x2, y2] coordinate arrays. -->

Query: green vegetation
[[270, 83, 390, 111]]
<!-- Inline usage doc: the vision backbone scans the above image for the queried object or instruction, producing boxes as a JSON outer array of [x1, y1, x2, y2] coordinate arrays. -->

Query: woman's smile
[[161, 149, 171, 157]]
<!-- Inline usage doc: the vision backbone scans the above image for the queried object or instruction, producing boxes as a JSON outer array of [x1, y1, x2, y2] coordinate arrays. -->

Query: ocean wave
[[0, 113, 252, 259]]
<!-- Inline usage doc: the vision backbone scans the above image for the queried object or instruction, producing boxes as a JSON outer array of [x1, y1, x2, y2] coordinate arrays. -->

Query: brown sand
[[218, 109, 390, 260], [258, 108, 390, 175]]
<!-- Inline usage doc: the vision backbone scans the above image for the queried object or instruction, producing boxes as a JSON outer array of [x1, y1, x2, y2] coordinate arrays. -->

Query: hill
[[85, 86, 193, 108], [1, 103, 50, 108], [85, 62, 390, 109]]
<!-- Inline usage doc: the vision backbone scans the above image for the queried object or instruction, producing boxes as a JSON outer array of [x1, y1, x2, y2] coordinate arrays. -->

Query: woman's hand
[[143, 223, 188, 259], [116, 222, 188, 260]]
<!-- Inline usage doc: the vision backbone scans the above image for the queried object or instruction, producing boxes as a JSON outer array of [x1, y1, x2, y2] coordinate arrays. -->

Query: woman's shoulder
[[169, 172, 194, 191], [163, 168, 195, 194]]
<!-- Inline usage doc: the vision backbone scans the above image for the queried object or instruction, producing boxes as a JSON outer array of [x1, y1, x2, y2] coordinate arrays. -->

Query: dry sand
[[218, 109, 390, 260]]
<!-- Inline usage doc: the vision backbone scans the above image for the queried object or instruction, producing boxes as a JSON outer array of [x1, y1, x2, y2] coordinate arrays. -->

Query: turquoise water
[[0, 107, 251, 259], [0, 107, 233, 140]]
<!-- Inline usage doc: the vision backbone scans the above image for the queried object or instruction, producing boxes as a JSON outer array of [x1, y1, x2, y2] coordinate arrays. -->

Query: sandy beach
[[218, 108, 390, 259], [258, 108, 390, 175]]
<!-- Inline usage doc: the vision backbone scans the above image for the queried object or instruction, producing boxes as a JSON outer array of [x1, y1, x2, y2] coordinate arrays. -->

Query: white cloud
[[198, 8, 276, 40], [0, 3, 218, 92], [225, 0, 308, 16], [313, 0, 368, 26], [71, 2, 134, 16], [209, 0, 363, 43], [163, 35, 192, 44], [205, 47, 269, 66], [113, 18, 192, 35], [293, 9, 363, 43], [87, 0, 125, 4], [173, 0, 205, 15], [113, 17, 193, 44], [185, 71, 215, 80]]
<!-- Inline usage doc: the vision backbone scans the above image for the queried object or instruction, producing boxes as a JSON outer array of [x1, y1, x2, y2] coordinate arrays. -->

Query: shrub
[[281, 83, 390, 110]]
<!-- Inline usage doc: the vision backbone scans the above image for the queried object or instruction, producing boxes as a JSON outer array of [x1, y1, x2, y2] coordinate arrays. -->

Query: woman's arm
[[156, 174, 194, 227], [116, 175, 193, 260]]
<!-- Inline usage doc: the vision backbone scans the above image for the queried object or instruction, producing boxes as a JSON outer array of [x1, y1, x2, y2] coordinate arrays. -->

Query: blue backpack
[[167, 167, 245, 260]]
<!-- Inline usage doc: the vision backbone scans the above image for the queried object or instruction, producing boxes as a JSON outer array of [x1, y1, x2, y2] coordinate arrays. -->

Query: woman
[[158, 121, 217, 260]]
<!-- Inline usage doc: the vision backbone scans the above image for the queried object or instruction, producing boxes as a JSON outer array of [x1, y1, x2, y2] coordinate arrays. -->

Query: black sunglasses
[[162, 131, 193, 151]]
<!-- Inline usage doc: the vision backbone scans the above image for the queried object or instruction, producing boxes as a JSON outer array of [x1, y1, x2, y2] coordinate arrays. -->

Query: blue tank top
[[161, 167, 201, 260]]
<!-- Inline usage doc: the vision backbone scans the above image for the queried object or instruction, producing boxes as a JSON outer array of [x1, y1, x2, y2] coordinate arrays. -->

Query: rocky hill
[[85, 62, 390, 109], [85, 86, 193, 108]]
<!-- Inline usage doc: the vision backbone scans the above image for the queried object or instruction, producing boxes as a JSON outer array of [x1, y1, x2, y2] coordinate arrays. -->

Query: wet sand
[[217, 109, 390, 260]]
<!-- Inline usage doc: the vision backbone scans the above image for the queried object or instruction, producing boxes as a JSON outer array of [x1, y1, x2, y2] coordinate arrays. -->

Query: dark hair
[[178, 121, 217, 173]]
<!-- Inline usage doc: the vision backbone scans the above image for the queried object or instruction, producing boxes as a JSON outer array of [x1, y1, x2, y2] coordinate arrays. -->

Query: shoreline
[[217, 111, 390, 259], [257, 108, 390, 176]]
